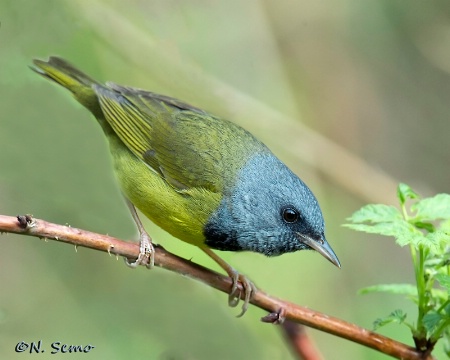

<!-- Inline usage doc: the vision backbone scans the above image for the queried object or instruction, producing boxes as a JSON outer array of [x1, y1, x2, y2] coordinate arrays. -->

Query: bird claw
[[228, 270, 240, 307], [200, 248, 256, 316], [124, 232, 154, 269], [226, 270, 256, 317], [228, 295, 240, 308]]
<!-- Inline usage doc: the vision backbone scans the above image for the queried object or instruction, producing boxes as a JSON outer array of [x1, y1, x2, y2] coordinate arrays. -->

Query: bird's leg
[[201, 248, 256, 317], [124, 199, 154, 269]]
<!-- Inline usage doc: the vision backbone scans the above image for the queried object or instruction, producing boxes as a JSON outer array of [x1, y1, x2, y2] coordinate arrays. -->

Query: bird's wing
[[93, 83, 253, 193]]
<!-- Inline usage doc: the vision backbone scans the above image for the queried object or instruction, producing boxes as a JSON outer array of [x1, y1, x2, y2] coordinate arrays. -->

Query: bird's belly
[[108, 140, 219, 247]]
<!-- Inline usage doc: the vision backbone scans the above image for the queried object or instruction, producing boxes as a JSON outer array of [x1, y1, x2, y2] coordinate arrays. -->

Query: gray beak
[[297, 234, 341, 268]]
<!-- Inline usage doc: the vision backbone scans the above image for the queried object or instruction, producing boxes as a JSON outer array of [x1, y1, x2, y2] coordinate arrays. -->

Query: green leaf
[[423, 311, 445, 335], [344, 222, 399, 236], [411, 194, 450, 222], [359, 284, 417, 296], [393, 222, 427, 247], [425, 230, 450, 253], [435, 274, 450, 293], [345, 220, 425, 247], [413, 221, 435, 233], [397, 183, 419, 205], [373, 309, 407, 330], [346, 204, 402, 224]]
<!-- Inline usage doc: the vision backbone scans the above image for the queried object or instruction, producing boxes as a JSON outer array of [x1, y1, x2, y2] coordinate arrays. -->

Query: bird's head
[[204, 153, 340, 268]]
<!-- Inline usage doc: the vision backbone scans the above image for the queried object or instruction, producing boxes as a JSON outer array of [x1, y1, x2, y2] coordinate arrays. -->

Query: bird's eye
[[282, 207, 299, 223]]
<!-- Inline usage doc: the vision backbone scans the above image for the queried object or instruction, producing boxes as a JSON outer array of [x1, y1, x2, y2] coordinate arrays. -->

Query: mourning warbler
[[32, 57, 340, 316]]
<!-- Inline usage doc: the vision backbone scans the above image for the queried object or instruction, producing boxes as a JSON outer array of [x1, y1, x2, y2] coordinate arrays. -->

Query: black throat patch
[[203, 223, 243, 252]]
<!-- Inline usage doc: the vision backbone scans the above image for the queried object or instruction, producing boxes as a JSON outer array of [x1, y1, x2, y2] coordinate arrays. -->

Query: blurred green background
[[1, 1, 449, 359]]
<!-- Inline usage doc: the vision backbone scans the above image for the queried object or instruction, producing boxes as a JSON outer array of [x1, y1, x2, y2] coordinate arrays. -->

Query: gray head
[[204, 153, 340, 267]]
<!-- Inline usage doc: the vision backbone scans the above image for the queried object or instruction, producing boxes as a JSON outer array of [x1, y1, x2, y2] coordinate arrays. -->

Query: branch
[[0, 214, 433, 360], [281, 322, 323, 360]]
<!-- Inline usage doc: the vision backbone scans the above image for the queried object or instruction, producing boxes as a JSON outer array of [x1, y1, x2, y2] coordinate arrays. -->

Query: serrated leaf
[[373, 309, 407, 330], [359, 284, 417, 296], [357, 284, 450, 303], [393, 221, 426, 247], [423, 312, 444, 335], [344, 222, 399, 236], [411, 194, 450, 222], [346, 204, 402, 224], [345, 219, 425, 247], [397, 183, 419, 205], [435, 274, 450, 293], [425, 230, 450, 253]]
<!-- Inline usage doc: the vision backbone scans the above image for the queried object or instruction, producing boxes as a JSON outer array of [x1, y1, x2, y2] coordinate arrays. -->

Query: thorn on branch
[[261, 307, 286, 325], [107, 244, 115, 256]]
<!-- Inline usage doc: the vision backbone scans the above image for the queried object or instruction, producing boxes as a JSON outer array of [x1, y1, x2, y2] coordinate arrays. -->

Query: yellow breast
[[109, 136, 222, 246]]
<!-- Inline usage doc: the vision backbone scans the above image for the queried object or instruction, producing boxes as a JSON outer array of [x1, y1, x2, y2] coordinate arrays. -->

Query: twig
[[0, 214, 433, 360], [281, 322, 323, 360]]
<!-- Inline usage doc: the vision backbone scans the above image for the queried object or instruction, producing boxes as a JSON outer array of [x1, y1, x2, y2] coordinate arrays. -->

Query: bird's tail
[[32, 57, 98, 90], [31, 57, 100, 112]]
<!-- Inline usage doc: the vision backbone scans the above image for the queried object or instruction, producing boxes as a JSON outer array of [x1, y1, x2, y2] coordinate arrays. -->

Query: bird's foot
[[200, 248, 256, 316], [124, 232, 155, 269], [228, 270, 257, 317]]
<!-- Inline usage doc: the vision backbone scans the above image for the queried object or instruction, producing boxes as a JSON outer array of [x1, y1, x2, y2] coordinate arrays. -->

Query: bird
[[31, 56, 340, 316]]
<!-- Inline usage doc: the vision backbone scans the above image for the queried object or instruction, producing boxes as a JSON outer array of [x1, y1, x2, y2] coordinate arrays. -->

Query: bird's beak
[[297, 234, 341, 268]]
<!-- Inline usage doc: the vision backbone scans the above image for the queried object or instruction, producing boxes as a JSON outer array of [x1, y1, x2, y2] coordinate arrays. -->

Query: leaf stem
[[402, 200, 427, 338], [416, 245, 427, 336], [431, 318, 450, 342], [436, 299, 450, 314]]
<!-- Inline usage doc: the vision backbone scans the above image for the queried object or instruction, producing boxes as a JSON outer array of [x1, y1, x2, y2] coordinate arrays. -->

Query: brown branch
[[1, 214, 433, 360], [281, 322, 323, 360]]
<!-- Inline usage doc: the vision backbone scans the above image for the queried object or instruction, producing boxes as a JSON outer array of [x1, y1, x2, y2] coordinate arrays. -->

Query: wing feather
[[93, 83, 265, 193]]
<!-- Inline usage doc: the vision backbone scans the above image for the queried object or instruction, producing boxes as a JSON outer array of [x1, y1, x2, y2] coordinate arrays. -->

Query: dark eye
[[282, 207, 299, 223]]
